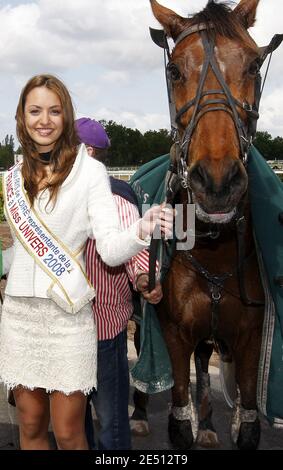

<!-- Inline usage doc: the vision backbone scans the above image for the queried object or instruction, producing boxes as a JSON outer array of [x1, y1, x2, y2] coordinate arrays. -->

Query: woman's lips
[[36, 128, 54, 136]]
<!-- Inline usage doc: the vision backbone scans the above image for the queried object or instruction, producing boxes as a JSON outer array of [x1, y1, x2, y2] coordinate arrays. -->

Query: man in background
[[75, 118, 162, 450]]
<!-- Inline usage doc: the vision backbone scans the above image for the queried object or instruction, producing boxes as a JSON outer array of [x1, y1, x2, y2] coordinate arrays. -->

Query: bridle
[[150, 25, 283, 176], [148, 23, 282, 296]]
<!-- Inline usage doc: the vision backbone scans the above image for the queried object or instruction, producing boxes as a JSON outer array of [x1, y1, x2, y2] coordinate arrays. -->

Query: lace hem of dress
[[2, 378, 95, 396]]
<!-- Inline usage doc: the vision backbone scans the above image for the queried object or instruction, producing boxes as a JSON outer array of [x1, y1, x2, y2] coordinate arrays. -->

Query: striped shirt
[[85, 195, 150, 340]]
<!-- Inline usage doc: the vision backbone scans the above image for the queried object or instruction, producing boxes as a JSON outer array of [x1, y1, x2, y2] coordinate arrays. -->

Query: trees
[[0, 134, 15, 169], [253, 131, 273, 160], [103, 120, 145, 166], [0, 126, 282, 168], [142, 129, 172, 163], [103, 120, 172, 166], [272, 136, 283, 161], [253, 131, 283, 161]]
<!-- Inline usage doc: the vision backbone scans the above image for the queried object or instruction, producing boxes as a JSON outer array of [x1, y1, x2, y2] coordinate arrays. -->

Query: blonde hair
[[16, 74, 80, 206]]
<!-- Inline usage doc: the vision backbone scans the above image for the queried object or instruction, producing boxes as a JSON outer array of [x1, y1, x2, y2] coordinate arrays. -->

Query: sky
[[0, 0, 282, 146]]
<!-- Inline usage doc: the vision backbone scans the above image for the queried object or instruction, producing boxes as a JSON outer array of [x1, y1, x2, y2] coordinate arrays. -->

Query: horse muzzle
[[188, 159, 248, 224]]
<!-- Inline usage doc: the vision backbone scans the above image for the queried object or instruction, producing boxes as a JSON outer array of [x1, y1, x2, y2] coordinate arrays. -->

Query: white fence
[[0, 167, 138, 181], [107, 168, 137, 181]]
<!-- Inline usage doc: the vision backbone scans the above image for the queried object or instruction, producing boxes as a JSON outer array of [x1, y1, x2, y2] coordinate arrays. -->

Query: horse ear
[[150, 0, 188, 40], [233, 0, 260, 29]]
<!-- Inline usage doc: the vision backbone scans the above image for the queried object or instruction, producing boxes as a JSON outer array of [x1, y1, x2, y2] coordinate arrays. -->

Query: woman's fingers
[[138, 203, 175, 240], [158, 207, 174, 238], [160, 206, 174, 221], [156, 207, 174, 236]]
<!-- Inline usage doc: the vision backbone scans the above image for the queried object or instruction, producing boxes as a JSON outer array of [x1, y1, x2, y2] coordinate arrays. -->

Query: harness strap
[[174, 23, 214, 46], [185, 251, 232, 338], [148, 163, 180, 293], [148, 235, 160, 293]]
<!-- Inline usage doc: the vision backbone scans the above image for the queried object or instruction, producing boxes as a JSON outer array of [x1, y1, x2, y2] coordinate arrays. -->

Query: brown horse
[[133, 0, 267, 450]]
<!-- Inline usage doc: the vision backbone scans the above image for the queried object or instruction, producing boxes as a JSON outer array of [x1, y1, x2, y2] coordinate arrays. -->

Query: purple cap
[[75, 117, 110, 149]]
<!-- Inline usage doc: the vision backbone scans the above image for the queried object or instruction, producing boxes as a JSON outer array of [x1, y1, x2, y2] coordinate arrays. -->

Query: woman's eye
[[167, 63, 181, 81], [30, 109, 40, 115], [51, 110, 61, 115]]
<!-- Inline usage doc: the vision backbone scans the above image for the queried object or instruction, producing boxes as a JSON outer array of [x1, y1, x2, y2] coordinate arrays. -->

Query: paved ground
[[0, 340, 283, 451], [126, 341, 283, 451]]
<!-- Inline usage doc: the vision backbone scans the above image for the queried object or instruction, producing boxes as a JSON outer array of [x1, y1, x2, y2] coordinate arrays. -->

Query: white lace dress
[[0, 295, 97, 395]]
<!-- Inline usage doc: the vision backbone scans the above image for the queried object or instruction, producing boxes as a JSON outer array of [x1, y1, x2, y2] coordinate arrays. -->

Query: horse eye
[[248, 59, 260, 76], [167, 63, 181, 81]]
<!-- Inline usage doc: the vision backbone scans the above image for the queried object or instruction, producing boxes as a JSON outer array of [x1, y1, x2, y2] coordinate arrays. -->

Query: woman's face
[[24, 86, 64, 153]]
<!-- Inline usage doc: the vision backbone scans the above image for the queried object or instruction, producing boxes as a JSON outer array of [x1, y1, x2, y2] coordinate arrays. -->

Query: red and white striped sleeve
[[114, 195, 150, 286]]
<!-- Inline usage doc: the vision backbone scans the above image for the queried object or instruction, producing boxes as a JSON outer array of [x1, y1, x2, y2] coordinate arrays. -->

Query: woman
[[0, 74, 172, 450]]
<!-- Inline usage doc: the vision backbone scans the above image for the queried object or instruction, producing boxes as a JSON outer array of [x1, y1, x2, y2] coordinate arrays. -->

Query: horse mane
[[188, 1, 257, 50]]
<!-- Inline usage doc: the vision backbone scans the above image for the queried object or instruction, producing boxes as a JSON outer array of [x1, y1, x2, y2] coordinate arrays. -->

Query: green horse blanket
[[129, 146, 283, 427]]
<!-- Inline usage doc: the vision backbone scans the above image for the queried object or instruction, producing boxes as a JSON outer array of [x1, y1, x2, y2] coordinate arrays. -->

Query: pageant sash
[[3, 164, 95, 314]]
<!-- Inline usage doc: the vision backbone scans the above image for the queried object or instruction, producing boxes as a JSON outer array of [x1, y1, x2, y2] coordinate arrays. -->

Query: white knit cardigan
[[2, 144, 148, 300]]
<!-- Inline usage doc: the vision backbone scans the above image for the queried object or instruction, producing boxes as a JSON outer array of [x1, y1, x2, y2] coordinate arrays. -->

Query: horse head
[[151, 0, 261, 224]]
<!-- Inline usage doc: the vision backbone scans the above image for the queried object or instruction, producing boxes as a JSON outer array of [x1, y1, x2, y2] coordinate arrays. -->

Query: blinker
[[258, 34, 283, 68], [149, 27, 169, 50]]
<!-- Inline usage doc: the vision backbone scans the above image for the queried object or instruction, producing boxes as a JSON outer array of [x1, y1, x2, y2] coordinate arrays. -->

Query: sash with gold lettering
[[3, 164, 95, 314]]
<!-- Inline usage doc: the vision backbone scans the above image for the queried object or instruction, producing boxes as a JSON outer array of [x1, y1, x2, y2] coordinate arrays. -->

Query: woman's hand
[[137, 203, 174, 241], [136, 272, 163, 304]]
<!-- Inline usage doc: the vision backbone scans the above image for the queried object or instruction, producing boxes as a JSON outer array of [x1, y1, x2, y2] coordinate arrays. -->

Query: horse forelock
[[187, 1, 258, 53]]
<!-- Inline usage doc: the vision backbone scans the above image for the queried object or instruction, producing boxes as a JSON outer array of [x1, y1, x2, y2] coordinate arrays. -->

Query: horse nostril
[[189, 163, 209, 190], [189, 160, 246, 197], [227, 161, 245, 187]]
